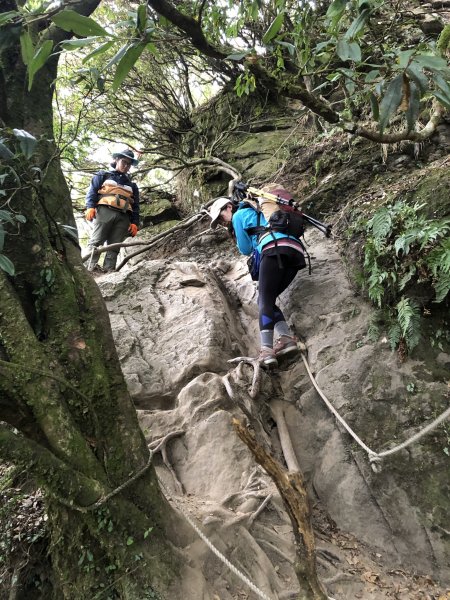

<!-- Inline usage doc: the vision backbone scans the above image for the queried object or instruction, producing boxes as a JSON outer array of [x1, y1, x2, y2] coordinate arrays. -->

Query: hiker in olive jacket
[[85, 148, 140, 272]]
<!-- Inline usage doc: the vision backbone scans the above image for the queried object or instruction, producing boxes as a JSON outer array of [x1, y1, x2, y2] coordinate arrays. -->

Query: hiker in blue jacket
[[85, 148, 140, 272], [209, 196, 305, 367]]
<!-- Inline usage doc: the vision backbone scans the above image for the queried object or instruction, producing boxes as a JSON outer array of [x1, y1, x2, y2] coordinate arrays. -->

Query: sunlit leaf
[[12, 129, 37, 159], [137, 4, 147, 32], [226, 51, 250, 61], [51, 10, 109, 37], [82, 40, 115, 64], [262, 12, 284, 44], [106, 44, 129, 68], [111, 42, 146, 92], [0, 11, 20, 26], [61, 36, 101, 50], [28, 40, 53, 91], [0, 253, 15, 276], [378, 74, 403, 132], [20, 30, 34, 66]]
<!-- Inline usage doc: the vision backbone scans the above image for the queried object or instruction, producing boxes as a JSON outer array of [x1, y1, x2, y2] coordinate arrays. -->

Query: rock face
[[97, 222, 450, 599]]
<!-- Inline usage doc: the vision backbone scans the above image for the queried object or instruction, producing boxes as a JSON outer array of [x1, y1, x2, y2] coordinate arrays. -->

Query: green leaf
[[275, 40, 296, 56], [0, 141, 14, 160], [137, 4, 147, 33], [82, 40, 115, 64], [336, 39, 361, 62], [226, 51, 250, 61], [412, 53, 449, 73], [28, 40, 53, 91], [326, 0, 347, 19], [20, 31, 34, 66], [51, 10, 109, 37], [262, 12, 284, 44], [106, 44, 129, 68], [13, 129, 37, 159], [111, 43, 146, 92], [433, 72, 450, 102], [365, 69, 379, 83], [61, 36, 101, 50], [406, 81, 420, 132], [432, 90, 450, 111], [378, 74, 403, 132], [126, 536, 134, 546], [397, 49, 415, 69], [0, 11, 20, 26], [344, 8, 370, 40], [0, 210, 15, 224], [0, 254, 15, 276], [369, 92, 379, 121], [15, 214, 26, 224], [405, 64, 428, 95], [0, 225, 4, 252]]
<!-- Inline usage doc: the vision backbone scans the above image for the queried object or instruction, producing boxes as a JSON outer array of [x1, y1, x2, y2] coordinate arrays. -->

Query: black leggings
[[258, 254, 299, 330]]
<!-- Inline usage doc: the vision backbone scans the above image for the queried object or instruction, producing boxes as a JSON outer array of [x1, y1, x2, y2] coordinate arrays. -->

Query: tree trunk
[[0, 3, 184, 597]]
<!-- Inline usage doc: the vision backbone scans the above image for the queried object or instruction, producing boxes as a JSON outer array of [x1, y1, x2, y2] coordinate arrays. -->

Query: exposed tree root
[[148, 430, 185, 495], [227, 356, 263, 398]]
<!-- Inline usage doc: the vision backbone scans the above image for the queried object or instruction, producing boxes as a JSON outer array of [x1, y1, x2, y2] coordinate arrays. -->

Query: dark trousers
[[257, 254, 299, 330], [87, 206, 130, 271]]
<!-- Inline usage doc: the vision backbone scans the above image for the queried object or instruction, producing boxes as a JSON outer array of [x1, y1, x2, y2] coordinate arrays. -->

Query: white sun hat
[[209, 197, 232, 229]]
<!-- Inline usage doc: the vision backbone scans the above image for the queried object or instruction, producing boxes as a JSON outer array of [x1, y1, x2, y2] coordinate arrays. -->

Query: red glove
[[85, 208, 96, 221], [128, 223, 138, 237]]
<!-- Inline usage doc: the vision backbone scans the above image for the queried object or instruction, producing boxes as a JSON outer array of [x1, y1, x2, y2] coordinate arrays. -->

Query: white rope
[[301, 353, 450, 472], [157, 476, 274, 600]]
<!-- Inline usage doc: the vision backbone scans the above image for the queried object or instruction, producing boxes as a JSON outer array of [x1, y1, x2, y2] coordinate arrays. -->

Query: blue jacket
[[85, 170, 140, 225], [232, 205, 297, 256]]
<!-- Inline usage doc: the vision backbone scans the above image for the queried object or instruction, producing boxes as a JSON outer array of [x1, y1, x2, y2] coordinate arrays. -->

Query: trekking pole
[[234, 182, 332, 238]]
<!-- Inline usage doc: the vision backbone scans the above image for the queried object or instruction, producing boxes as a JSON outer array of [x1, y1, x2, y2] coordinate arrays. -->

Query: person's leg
[[86, 207, 114, 270], [103, 212, 130, 271], [272, 258, 300, 356]]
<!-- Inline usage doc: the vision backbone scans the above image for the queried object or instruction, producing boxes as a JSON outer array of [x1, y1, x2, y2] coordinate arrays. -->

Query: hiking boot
[[273, 335, 299, 357], [257, 347, 278, 368]]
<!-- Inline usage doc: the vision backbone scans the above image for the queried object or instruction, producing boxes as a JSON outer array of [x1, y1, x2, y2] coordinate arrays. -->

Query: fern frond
[[396, 297, 421, 351], [434, 273, 450, 303], [368, 206, 392, 241], [388, 321, 401, 351]]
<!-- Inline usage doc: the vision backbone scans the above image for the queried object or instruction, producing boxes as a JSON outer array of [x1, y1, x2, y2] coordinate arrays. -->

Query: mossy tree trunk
[[0, 3, 184, 598]]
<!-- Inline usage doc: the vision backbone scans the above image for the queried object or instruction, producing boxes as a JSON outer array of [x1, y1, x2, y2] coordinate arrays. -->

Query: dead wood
[[232, 419, 328, 600]]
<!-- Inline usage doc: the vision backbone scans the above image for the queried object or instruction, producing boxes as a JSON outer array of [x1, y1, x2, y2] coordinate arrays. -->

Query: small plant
[[359, 200, 450, 354]]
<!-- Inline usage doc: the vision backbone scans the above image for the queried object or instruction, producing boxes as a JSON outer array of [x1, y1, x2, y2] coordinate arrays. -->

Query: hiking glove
[[128, 224, 138, 237], [85, 208, 96, 221]]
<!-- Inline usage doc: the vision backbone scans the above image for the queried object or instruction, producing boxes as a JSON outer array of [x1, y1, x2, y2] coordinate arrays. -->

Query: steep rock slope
[[96, 218, 449, 599]]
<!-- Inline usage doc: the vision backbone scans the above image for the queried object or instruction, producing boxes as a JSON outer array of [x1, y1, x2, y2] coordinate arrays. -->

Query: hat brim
[[112, 153, 138, 166]]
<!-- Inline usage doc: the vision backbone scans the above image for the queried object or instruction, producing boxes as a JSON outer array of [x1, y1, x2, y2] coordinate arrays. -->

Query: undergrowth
[[351, 200, 450, 355]]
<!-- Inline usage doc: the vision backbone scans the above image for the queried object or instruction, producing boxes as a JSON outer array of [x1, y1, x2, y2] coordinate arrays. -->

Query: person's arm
[[232, 210, 254, 256], [85, 172, 105, 208]]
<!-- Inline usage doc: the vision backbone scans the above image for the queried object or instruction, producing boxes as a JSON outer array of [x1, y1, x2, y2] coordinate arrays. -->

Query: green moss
[[411, 169, 450, 218], [437, 24, 450, 54], [140, 199, 173, 217]]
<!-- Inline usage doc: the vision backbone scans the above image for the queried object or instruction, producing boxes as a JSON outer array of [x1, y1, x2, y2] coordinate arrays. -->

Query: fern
[[367, 206, 392, 246], [387, 321, 402, 351], [396, 297, 421, 351]]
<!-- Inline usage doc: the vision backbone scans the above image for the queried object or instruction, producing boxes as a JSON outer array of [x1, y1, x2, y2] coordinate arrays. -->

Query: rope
[[300, 352, 450, 472], [157, 476, 274, 600]]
